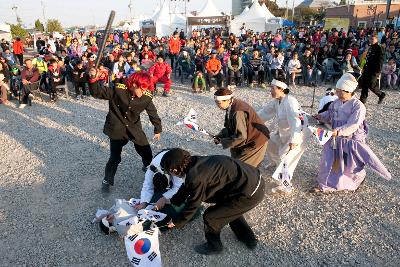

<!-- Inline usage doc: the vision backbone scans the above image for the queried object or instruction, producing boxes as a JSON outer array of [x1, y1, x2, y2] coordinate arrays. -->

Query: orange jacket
[[13, 40, 24, 55], [168, 37, 181, 55], [206, 58, 221, 73]]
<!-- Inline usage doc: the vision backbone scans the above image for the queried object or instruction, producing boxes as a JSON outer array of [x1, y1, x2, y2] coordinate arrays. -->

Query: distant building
[[325, 0, 400, 29], [232, 0, 256, 15], [296, 0, 335, 10]]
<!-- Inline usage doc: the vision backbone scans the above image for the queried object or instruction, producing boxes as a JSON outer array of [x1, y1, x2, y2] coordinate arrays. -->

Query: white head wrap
[[0, 74, 4, 82], [336, 73, 358, 93], [271, 79, 288, 90], [214, 94, 233, 101]]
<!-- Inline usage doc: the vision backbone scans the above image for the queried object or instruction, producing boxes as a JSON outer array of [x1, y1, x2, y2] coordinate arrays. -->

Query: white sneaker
[[210, 87, 215, 91], [271, 184, 293, 194], [18, 103, 27, 109], [28, 93, 35, 100], [76, 95, 81, 100]]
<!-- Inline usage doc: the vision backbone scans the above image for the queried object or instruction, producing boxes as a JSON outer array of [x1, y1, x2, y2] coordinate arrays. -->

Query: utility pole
[[285, 0, 289, 19], [41, 1, 46, 23], [291, 0, 295, 22], [11, 5, 22, 24], [128, 0, 133, 22], [384, 0, 392, 27]]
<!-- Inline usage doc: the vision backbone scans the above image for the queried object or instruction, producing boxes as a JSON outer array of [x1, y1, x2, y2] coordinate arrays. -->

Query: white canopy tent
[[241, 6, 250, 16], [0, 23, 12, 42], [230, 1, 270, 34], [196, 0, 223, 17], [152, 1, 186, 37], [261, 3, 276, 19]]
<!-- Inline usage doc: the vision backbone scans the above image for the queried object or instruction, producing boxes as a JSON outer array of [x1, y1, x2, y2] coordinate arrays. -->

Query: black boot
[[229, 216, 258, 250], [378, 92, 386, 104], [195, 227, 223, 255]]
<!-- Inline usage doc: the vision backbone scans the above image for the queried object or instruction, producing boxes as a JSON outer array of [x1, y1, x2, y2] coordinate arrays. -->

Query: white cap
[[336, 73, 358, 93], [271, 79, 288, 90]]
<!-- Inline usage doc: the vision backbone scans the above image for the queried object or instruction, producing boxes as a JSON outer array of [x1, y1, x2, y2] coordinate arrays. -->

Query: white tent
[[0, 23, 12, 42], [241, 6, 250, 16], [261, 3, 275, 19], [230, 1, 268, 34], [196, 0, 222, 17], [153, 1, 186, 37]]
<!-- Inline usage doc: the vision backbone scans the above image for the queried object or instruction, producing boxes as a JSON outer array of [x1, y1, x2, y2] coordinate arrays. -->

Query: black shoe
[[101, 180, 111, 193], [142, 166, 148, 172], [194, 243, 223, 255], [243, 239, 258, 250], [360, 98, 367, 104], [378, 92, 386, 104], [162, 92, 171, 97]]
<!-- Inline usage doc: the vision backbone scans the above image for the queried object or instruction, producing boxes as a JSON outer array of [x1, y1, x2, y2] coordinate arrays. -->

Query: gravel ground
[[0, 80, 399, 266]]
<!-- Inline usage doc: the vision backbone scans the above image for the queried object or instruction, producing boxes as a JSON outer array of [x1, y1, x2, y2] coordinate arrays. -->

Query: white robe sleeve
[[257, 101, 276, 122], [285, 96, 303, 144], [162, 176, 184, 200], [140, 169, 155, 204]]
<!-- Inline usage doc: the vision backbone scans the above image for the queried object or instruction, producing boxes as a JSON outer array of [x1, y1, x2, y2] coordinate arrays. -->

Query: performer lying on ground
[[313, 73, 392, 192], [88, 68, 162, 193], [163, 148, 265, 255], [214, 88, 270, 168], [135, 150, 186, 227], [257, 78, 310, 193]]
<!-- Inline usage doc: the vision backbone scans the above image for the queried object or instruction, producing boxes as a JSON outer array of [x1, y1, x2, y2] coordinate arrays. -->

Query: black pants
[[14, 53, 23, 65], [202, 177, 265, 250], [228, 69, 241, 85], [104, 139, 153, 185], [21, 83, 39, 104], [249, 70, 265, 84], [74, 81, 87, 96], [206, 72, 223, 88], [359, 73, 383, 103], [271, 69, 285, 80]]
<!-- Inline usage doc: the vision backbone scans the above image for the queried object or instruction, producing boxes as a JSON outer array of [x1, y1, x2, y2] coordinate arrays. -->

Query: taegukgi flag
[[125, 227, 162, 267]]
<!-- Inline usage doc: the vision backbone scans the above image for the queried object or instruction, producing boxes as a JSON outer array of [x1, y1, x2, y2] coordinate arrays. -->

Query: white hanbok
[[258, 94, 310, 179], [140, 150, 184, 203]]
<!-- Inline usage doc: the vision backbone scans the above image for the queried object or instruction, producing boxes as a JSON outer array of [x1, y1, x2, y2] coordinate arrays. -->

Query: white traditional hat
[[336, 73, 358, 93], [271, 79, 288, 90]]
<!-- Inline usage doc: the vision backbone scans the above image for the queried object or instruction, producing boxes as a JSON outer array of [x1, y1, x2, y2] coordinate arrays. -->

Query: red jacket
[[149, 62, 172, 78], [169, 37, 181, 55], [13, 40, 24, 55]]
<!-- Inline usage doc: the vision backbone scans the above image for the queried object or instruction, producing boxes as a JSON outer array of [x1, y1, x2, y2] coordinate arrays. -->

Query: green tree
[[339, 0, 347, 5], [46, 19, 63, 33], [9, 23, 27, 38], [34, 19, 45, 32]]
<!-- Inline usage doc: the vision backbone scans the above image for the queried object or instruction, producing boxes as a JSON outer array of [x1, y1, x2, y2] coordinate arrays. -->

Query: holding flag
[[176, 108, 214, 137]]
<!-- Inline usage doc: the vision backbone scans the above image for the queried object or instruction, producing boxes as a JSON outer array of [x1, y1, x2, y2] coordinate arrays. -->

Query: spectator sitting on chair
[[140, 53, 154, 70], [3, 49, 16, 66], [205, 50, 223, 91], [341, 52, 361, 78], [32, 55, 49, 93], [194, 48, 205, 73], [149, 54, 172, 97], [288, 52, 302, 89], [72, 61, 87, 100], [0, 73, 10, 105], [177, 51, 194, 79], [192, 71, 206, 93], [20, 59, 40, 109], [248, 49, 266, 88], [382, 58, 398, 90], [301, 48, 316, 86], [47, 58, 65, 101], [270, 49, 285, 80], [227, 50, 242, 88]]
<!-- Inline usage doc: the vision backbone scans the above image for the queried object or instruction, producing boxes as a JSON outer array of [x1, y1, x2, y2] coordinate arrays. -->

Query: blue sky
[[1, 0, 304, 27]]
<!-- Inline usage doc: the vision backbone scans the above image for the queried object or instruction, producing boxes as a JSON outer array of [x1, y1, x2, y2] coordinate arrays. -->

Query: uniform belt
[[250, 174, 262, 197]]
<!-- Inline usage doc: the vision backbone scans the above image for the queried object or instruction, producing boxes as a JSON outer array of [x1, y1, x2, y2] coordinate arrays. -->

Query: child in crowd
[[382, 58, 398, 90], [192, 71, 206, 93]]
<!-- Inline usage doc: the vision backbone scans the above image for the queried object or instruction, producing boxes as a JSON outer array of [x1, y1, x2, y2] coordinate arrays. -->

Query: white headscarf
[[336, 73, 358, 93]]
